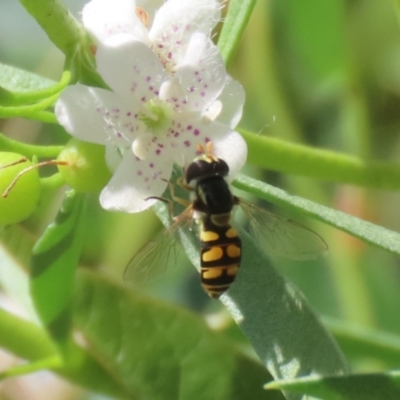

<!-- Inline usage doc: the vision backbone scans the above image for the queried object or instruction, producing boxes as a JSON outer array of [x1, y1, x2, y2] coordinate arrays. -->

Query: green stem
[[0, 307, 127, 398], [0, 357, 62, 380], [40, 173, 66, 191], [0, 307, 57, 359], [18, 0, 103, 86], [241, 129, 400, 191], [0, 134, 63, 158], [23, 110, 58, 124], [18, 0, 85, 56], [0, 93, 60, 119]]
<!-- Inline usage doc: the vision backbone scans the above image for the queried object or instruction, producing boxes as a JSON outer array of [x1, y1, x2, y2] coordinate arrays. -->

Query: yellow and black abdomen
[[199, 221, 242, 299]]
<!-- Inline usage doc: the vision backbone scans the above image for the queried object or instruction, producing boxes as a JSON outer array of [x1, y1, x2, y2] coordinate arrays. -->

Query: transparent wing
[[239, 199, 328, 260], [124, 207, 193, 285]]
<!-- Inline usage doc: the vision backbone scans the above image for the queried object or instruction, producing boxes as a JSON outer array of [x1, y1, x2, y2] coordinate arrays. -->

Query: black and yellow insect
[[185, 153, 242, 298], [124, 145, 327, 299]]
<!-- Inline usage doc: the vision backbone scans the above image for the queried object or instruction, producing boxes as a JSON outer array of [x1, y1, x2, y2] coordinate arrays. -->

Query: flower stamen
[[139, 98, 173, 134], [136, 7, 149, 28]]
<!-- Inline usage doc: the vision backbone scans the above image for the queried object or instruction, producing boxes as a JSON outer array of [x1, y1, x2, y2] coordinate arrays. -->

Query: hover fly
[[124, 143, 327, 299]]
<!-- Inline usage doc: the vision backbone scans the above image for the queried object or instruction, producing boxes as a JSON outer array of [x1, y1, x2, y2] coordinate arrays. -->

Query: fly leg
[[146, 179, 191, 219]]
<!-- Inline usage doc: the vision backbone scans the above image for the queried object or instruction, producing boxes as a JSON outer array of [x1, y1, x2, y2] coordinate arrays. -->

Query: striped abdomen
[[199, 220, 242, 299]]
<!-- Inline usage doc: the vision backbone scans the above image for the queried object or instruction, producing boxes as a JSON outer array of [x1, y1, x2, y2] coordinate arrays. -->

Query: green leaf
[[233, 174, 400, 256], [218, 0, 257, 65], [0, 64, 70, 122], [0, 94, 59, 121], [326, 317, 400, 368], [151, 204, 349, 400], [0, 63, 70, 105], [74, 270, 284, 400], [30, 191, 86, 342], [0, 226, 37, 319], [265, 371, 400, 400]]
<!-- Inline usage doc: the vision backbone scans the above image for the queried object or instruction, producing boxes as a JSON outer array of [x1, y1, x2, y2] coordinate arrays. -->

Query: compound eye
[[185, 160, 206, 184], [185, 157, 230, 183]]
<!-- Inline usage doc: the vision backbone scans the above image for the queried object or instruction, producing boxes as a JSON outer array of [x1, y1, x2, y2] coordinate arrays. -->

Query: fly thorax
[[196, 177, 234, 214]]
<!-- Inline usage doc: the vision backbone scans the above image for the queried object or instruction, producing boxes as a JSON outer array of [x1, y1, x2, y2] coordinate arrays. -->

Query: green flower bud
[[0, 152, 41, 225], [57, 139, 112, 192]]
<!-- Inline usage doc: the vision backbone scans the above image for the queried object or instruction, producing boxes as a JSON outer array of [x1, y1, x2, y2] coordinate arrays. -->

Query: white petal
[[215, 77, 246, 129], [211, 126, 247, 181], [105, 145, 124, 173], [136, 0, 163, 26], [55, 85, 142, 145], [165, 33, 226, 113], [82, 0, 149, 43], [149, 0, 221, 66], [164, 117, 247, 180], [100, 149, 173, 213], [97, 34, 168, 101]]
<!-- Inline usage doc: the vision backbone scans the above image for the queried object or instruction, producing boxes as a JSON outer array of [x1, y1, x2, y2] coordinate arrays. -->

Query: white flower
[[55, 33, 246, 213], [82, 0, 222, 72]]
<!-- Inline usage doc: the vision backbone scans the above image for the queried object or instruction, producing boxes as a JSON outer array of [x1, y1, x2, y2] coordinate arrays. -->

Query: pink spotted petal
[[82, 0, 149, 44], [163, 33, 226, 113], [149, 0, 221, 68], [100, 149, 173, 213], [166, 118, 247, 180], [55, 84, 142, 146], [97, 34, 167, 101], [215, 76, 246, 129]]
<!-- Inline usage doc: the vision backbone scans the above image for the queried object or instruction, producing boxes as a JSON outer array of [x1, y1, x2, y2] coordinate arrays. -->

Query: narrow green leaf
[[265, 371, 400, 400], [31, 191, 86, 342], [152, 203, 349, 400], [218, 0, 257, 65], [233, 174, 400, 256], [0, 63, 70, 105], [0, 228, 37, 319], [0, 94, 59, 120], [325, 317, 400, 368], [74, 270, 284, 400]]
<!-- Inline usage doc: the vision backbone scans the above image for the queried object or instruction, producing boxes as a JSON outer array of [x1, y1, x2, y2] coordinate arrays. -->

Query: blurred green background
[[2, 0, 400, 398]]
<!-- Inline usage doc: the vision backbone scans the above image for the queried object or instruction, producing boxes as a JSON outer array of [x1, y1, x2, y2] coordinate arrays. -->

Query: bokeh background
[[2, 0, 400, 398]]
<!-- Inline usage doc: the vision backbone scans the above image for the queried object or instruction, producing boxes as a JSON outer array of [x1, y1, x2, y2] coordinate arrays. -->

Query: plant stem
[[40, 173, 66, 191], [0, 307, 127, 398], [0, 134, 63, 158], [18, 0, 85, 56], [241, 129, 400, 191]]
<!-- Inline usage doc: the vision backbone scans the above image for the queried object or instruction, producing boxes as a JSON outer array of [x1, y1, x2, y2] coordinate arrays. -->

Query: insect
[[124, 143, 328, 299]]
